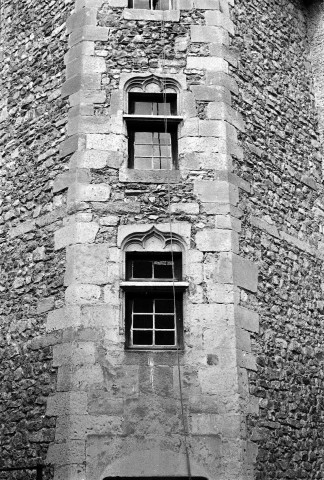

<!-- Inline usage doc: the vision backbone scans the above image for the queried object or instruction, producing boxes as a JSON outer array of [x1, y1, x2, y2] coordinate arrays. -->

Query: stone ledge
[[122, 9, 180, 21], [119, 169, 181, 184]]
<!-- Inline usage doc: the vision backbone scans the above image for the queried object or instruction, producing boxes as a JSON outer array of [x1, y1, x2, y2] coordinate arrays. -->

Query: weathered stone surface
[[65, 283, 101, 304], [54, 222, 99, 250], [195, 229, 239, 253], [64, 243, 110, 285]]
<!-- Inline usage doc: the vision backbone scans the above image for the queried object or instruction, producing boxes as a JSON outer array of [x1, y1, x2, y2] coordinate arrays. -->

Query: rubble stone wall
[[0, 0, 75, 478], [230, 0, 324, 478]]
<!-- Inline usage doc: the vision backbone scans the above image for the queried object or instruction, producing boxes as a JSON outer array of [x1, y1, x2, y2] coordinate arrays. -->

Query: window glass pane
[[133, 315, 153, 329], [155, 331, 175, 345], [134, 101, 153, 114], [155, 298, 174, 313], [135, 144, 153, 157], [155, 315, 175, 329], [153, 157, 171, 170], [153, 0, 170, 9], [153, 132, 171, 144], [154, 261, 173, 278], [135, 132, 153, 143], [133, 298, 153, 313], [133, 330, 153, 345], [157, 102, 171, 115], [134, 157, 153, 169], [132, 260, 152, 278], [152, 145, 171, 157]]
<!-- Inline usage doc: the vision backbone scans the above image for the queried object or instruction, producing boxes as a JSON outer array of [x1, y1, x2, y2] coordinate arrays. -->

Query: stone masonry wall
[[45, 0, 260, 479], [0, 0, 75, 478], [231, 0, 324, 479]]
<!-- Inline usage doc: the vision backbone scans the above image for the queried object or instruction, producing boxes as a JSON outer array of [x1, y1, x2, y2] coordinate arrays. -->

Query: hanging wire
[[159, 11, 192, 480]]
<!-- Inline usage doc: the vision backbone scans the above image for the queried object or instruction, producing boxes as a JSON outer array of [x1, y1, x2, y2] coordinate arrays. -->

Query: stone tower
[[1, 1, 324, 480]]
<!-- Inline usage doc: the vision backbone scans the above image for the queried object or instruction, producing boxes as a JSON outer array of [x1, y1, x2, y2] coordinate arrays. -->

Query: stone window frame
[[118, 73, 187, 183], [119, 226, 189, 350]]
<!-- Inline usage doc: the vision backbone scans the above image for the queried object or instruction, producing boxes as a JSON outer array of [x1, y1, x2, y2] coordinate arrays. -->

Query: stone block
[[198, 120, 225, 137], [191, 85, 230, 102], [70, 150, 122, 169], [205, 71, 239, 95], [205, 283, 236, 304], [119, 169, 181, 184], [85, 133, 125, 151], [103, 284, 120, 306], [235, 305, 259, 333], [66, 8, 97, 34], [206, 101, 245, 131], [187, 262, 204, 284], [196, 229, 238, 252], [81, 304, 120, 329], [53, 169, 90, 193], [64, 244, 110, 285], [55, 415, 123, 441], [53, 342, 96, 367], [182, 91, 197, 117], [67, 116, 111, 136], [187, 56, 228, 73], [54, 222, 99, 250], [215, 215, 240, 231], [69, 89, 106, 106], [46, 392, 88, 416], [194, 180, 239, 205], [9, 220, 35, 239], [191, 414, 241, 438], [179, 118, 199, 137], [236, 327, 251, 353], [194, 0, 219, 9], [209, 43, 238, 68], [170, 203, 199, 215], [205, 11, 235, 35], [68, 104, 95, 118], [46, 440, 85, 465], [179, 136, 227, 154], [88, 391, 124, 415], [100, 216, 119, 226], [64, 41, 95, 65], [59, 134, 86, 158], [67, 183, 111, 204], [37, 296, 55, 314], [64, 212, 93, 225], [46, 306, 82, 332], [61, 73, 101, 98], [69, 26, 110, 48], [190, 25, 228, 44], [237, 350, 257, 371], [232, 254, 258, 292], [65, 284, 101, 304], [57, 365, 105, 392], [53, 464, 85, 480], [66, 56, 106, 78]]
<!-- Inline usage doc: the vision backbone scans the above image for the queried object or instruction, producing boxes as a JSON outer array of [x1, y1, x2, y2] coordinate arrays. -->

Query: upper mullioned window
[[124, 75, 183, 171]]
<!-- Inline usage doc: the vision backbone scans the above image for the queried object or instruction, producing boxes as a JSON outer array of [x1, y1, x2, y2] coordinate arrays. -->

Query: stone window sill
[[119, 169, 181, 183], [122, 8, 180, 21]]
